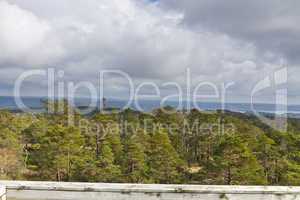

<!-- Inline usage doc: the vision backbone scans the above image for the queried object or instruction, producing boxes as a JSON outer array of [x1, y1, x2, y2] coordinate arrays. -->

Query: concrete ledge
[[1, 181, 300, 194], [1, 181, 300, 200], [0, 185, 6, 200]]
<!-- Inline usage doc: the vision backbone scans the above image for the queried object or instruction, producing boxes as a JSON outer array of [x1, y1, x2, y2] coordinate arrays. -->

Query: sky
[[0, 0, 299, 104]]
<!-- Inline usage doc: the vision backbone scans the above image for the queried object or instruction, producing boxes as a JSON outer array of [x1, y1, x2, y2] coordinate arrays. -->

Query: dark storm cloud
[[160, 0, 300, 64]]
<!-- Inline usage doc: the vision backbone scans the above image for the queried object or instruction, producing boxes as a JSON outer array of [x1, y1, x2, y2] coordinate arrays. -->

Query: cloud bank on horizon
[[0, 0, 299, 103]]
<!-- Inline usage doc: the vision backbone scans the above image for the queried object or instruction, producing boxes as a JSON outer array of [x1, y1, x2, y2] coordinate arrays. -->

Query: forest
[[1, 101, 300, 185]]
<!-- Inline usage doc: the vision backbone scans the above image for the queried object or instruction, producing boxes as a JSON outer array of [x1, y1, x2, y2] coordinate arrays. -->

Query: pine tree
[[147, 131, 186, 183], [93, 140, 121, 182], [212, 134, 267, 185], [122, 135, 148, 183], [106, 130, 123, 166], [0, 111, 25, 179], [23, 122, 85, 181]]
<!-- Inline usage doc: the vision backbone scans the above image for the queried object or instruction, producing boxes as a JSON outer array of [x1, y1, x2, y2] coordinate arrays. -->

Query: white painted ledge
[[0, 185, 6, 200], [1, 181, 300, 200]]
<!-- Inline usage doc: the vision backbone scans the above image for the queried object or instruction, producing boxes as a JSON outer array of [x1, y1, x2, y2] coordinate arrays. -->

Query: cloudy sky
[[0, 0, 299, 104]]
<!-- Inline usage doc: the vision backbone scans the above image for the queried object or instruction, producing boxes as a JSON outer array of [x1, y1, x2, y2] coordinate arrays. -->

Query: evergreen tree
[[212, 135, 267, 185], [0, 111, 25, 179], [23, 122, 85, 181], [93, 140, 121, 182], [122, 135, 148, 183], [147, 131, 186, 183]]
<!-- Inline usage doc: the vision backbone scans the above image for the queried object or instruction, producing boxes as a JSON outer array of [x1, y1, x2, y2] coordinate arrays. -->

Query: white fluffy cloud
[[0, 1, 64, 67], [0, 0, 294, 103]]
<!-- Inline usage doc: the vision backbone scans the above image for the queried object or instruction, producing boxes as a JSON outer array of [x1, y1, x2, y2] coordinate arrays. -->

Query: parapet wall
[[1, 181, 300, 200], [0, 185, 6, 200]]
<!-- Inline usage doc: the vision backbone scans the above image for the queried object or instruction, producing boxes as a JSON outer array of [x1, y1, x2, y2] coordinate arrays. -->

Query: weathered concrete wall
[[0, 185, 6, 200], [1, 181, 300, 200]]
